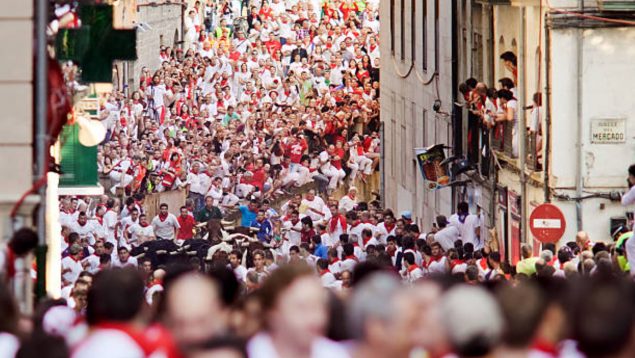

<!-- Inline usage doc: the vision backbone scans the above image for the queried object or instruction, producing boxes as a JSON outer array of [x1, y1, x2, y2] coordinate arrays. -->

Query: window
[[401, 124, 407, 181], [390, 0, 395, 55], [391, 119, 396, 177], [421, 108, 428, 206], [400, 0, 406, 60], [391, 94, 397, 177], [434, 0, 439, 69], [411, 0, 416, 62], [422, 0, 428, 70]]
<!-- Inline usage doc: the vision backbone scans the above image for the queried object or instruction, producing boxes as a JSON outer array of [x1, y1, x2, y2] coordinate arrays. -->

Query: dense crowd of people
[[4, 208, 635, 357], [98, 0, 380, 204], [4, 0, 635, 357]]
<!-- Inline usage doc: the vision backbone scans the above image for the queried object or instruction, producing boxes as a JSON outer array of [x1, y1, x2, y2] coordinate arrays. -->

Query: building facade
[[380, 0, 455, 229], [467, 0, 635, 260], [384, 0, 635, 259], [380, 0, 496, 233], [111, 0, 183, 93]]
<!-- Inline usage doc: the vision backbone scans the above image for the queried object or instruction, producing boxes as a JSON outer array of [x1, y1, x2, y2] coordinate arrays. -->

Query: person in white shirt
[[427, 242, 449, 274], [346, 211, 373, 248], [151, 203, 180, 241], [82, 240, 106, 274], [246, 265, 349, 358], [282, 210, 303, 247], [326, 204, 346, 247], [229, 250, 248, 282], [61, 245, 84, 287], [340, 243, 358, 272], [107, 158, 136, 195], [401, 252, 423, 284], [339, 187, 358, 213], [327, 249, 343, 275], [434, 215, 460, 252], [316, 258, 338, 288], [187, 162, 211, 212], [300, 190, 330, 225], [621, 164, 635, 207], [449, 202, 482, 250], [376, 212, 397, 245], [70, 211, 97, 245], [102, 199, 119, 246], [127, 214, 154, 247], [119, 209, 139, 246], [113, 246, 138, 268]]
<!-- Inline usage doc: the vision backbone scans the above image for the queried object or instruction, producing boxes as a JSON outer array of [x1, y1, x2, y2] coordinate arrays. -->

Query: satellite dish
[[76, 115, 106, 147]]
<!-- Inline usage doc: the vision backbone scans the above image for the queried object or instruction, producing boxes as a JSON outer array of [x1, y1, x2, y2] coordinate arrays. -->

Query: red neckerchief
[[383, 222, 395, 233], [95, 217, 103, 225], [345, 255, 358, 262], [140, 222, 149, 228], [319, 269, 331, 276], [350, 220, 361, 229], [479, 258, 488, 270], [431, 255, 444, 263], [69, 254, 81, 263], [532, 339, 558, 357], [329, 214, 347, 233], [6, 247, 16, 278], [159, 213, 168, 222], [330, 258, 340, 264], [362, 236, 372, 247], [407, 264, 420, 273], [450, 259, 464, 270]]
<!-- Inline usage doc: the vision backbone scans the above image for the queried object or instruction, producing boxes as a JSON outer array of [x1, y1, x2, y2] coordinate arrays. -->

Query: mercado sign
[[591, 118, 626, 144]]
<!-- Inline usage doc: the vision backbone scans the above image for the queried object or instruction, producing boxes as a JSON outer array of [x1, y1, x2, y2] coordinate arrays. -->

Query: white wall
[[0, 0, 37, 243], [550, 26, 635, 242], [380, 0, 453, 230]]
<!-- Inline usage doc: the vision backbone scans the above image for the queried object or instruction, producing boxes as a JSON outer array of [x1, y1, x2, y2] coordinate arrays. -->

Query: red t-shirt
[[287, 139, 308, 164], [177, 214, 196, 240], [331, 148, 345, 170]]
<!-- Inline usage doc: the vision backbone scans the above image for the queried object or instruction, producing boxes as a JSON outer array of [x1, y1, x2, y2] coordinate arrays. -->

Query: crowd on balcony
[[459, 51, 543, 169]]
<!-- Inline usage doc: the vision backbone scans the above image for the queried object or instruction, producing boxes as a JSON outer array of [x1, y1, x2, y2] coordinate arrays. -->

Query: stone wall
[[117, 3, 182, 92]]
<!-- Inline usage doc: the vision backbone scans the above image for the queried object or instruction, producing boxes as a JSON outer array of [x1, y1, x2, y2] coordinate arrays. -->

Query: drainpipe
[[380, 123, 385, 208], [518, 6, 528, 243], [35, 0, 49, 304], [544, 15, 551, 203], [451, 0, 459, 211], [181, 2, 185, 50], [575, 0, 584, 231]]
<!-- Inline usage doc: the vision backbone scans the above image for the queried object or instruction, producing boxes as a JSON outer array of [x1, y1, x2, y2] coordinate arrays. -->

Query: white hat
[[42, 305, 77, 337]]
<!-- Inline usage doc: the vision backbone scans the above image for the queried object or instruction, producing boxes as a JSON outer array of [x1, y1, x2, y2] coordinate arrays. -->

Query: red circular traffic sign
[[529, 203, 566, 243]]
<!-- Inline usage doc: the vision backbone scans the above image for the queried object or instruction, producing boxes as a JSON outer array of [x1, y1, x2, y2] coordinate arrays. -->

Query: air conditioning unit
[[597, 0, 635, 11]]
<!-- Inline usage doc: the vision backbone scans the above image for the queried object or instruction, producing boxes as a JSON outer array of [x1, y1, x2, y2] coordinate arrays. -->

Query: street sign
[[529, 203, 566, 243]]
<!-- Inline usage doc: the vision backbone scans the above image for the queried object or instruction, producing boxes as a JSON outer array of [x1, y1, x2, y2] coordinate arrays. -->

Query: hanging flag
[[414, 145, 451, 191]]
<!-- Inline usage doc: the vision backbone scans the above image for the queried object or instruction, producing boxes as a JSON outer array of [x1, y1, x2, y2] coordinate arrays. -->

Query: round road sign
[[529, 203, 566, 243]]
